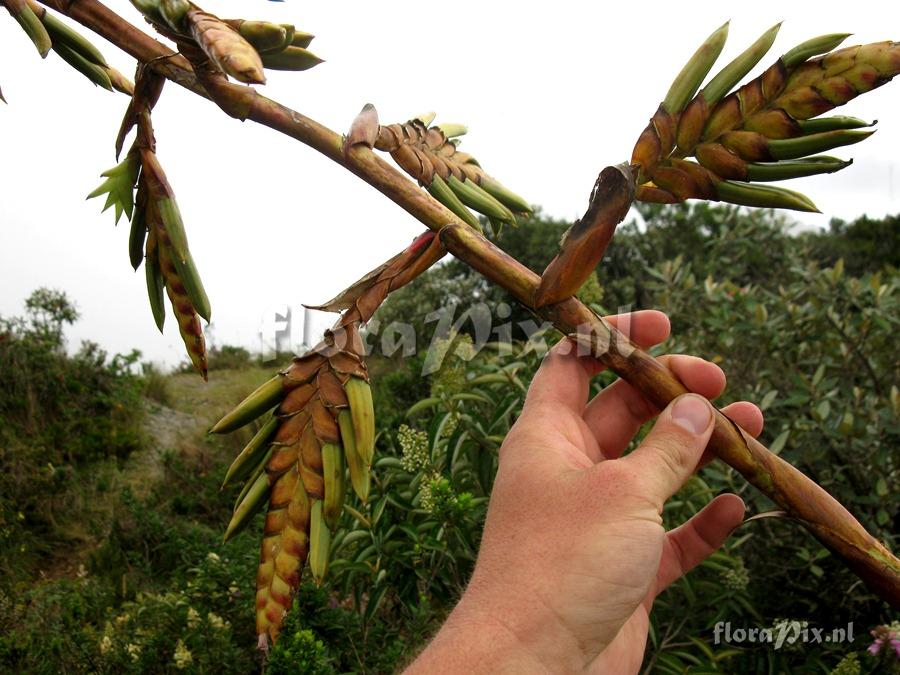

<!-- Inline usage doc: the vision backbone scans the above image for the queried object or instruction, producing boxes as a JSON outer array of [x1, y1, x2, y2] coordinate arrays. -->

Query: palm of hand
[[467, 311, 762, 673]]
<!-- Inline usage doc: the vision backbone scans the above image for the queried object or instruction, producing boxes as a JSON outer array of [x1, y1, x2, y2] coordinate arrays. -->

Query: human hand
[[406, 310, 764, 674]]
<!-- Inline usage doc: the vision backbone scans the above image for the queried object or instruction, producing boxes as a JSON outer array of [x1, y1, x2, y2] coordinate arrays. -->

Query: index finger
[[524, 310, 671, 415]]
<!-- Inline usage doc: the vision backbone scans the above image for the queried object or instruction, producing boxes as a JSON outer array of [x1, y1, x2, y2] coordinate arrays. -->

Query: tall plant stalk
[[15, 0, 900, 627]]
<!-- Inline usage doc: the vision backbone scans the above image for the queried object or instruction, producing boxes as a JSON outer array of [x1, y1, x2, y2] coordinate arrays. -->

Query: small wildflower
[[418, 473, 472, 521], [126, 643, 141, 662], [398, 425, 429, 472], [829, 653, 861, 675], [99, 635, 112, 655], [868, 623, 900, 658], [207, 612, 228, 630], [228, 584, 240, 595], [173, 639, 193, 670], [719, 557, 749, 592], [186, 607, 201, 628], [206, 552, 221, 564], [418, 472, 445, 514], [441, 412, 460, 439]]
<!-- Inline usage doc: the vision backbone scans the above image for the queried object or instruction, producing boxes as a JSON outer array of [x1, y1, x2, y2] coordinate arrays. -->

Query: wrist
[[405, 591, 584, 674]]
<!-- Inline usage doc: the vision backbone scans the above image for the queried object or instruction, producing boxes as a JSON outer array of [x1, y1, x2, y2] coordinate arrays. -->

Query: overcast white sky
[[2, 1, 899, 366]]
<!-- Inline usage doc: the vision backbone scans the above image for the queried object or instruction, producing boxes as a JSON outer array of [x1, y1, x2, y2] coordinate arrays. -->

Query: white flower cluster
[[830, 653, 861, 675], [207, 612, 229, 631], [398, 424, 429, 472], [719, 557, 750, 591], [441, 412, 460, 439], [418, 473, 439, 513], [418, 472, 451, 515], [99, 635, 112, 655], [126, 643, 141, 662], [186, 607, 201, 628], [173, 639, 193, 670]]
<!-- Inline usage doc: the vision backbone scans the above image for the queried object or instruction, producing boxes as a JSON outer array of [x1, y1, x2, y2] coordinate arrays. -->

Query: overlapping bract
[[130, 0, 322, 83], [212, 324, 372, 647], [632, 24, 900, 211], [362, 109, 531, 234], [211, 231, 444, 646], [3, 0, 133, 93], [87, 68, 210, 378]]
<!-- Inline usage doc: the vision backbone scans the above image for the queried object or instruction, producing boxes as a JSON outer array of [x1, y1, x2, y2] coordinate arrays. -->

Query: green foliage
[[314, 208, 898, 672], [204, 344, 256, 371], [174, 344, 262, 375], [267, 626, 335, 675], [0, 577, 114, 674], [805, 214, 900, 276], [267, 583, 412, 674], [3, 208, 899, 673], [0, 290, 145, 581], [88, 550, 256, 674], [141, 362, 173, 407]]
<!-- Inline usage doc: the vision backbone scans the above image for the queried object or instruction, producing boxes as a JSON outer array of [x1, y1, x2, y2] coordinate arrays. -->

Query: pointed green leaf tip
[[41, 12, 108, 67], [479, 176, 532, 214], [52, 42, 112, 90], [233, 448, 273, 511], [427, 174, 483, 232], [412, 111, 436, 127], [745, 156, 852, 181], [702, 22, 782, 104], [447, 175, 515, 223], [437, 123, 467, 138], [715, 181, 820, 212], [798, 116, 875, 134], [663, 21, 730, 114], [13, 5, 52, 58], [781, 33, 851, 68], [768, 129, 874, 160], [209, 375, 284, 434], [221, 416, 278, 489], [224, 472, 270, 542], [145, 256, 166, 333], [86, 156, 138, 225]]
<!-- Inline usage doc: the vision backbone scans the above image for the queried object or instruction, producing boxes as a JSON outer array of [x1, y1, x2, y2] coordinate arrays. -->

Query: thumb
[[621, 393, 715, 508]]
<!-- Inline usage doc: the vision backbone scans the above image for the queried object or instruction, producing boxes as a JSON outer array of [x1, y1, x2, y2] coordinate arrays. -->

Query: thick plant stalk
[[30, 0, 900, 609]]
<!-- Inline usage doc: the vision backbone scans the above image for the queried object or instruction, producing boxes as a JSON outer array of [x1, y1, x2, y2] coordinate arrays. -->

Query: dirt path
[[121, 401, 200, 497]]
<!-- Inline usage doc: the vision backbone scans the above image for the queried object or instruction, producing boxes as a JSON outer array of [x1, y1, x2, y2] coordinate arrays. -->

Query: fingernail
[[672, 394, 711, 434]]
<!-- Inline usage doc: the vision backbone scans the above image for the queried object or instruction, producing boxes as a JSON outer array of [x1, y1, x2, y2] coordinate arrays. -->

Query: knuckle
[[643, 434, 695, 479]]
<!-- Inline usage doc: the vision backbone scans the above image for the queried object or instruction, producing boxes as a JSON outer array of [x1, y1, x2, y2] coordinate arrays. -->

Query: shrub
[[0, 290, 145, 582], [141, 362, 173, 407]]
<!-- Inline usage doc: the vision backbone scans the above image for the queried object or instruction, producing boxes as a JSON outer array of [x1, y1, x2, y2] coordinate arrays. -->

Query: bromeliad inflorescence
[[630, 23, 900, 211], [210, 230, 444, 646], [534, 24, 900, 306]]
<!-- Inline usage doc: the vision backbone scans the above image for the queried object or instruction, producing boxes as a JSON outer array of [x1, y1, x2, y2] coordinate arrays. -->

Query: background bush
[[1, 207, 898, 673]]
